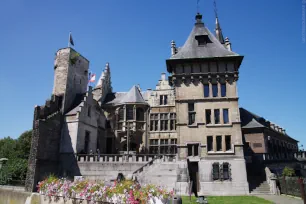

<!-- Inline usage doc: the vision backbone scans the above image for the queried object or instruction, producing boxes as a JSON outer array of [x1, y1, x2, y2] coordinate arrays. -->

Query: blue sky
[[0, 0, 305, 146]]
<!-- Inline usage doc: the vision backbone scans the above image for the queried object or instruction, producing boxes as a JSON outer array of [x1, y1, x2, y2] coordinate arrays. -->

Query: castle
[[25, 12, 298, 195]]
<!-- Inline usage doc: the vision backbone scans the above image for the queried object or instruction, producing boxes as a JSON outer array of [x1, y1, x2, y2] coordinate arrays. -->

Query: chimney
[[161, 73, 166, 81]]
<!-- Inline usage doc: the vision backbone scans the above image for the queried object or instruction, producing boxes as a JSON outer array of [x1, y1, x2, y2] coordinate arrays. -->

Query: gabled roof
[[103, 85, 147, 105], [170, 13, 238, 60]]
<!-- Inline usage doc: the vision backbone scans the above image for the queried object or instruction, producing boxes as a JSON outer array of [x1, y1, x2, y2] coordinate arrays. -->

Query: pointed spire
[[215, 17, 225, 44], [214, 0, 225, 44]]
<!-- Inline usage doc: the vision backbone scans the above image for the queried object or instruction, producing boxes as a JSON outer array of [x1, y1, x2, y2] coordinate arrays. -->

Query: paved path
[[256, 195, 303, 204]]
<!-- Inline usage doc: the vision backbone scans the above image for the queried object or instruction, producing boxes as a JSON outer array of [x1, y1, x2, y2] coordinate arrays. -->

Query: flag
[[69, 33, 74, 46], [89, 73, 96, 83]]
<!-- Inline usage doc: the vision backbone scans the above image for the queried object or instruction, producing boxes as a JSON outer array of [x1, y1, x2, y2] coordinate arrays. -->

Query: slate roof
[[170, 14, 238, 60], [103, 85, 147, 105], [239, 107, 298, 142]]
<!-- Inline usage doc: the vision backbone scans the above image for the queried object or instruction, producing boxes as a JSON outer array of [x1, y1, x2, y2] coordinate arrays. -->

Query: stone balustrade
[[75, 154, 177, 163]]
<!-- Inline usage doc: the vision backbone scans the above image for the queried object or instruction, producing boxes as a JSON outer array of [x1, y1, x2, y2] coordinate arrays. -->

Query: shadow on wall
[[59, 122, 81, 179]]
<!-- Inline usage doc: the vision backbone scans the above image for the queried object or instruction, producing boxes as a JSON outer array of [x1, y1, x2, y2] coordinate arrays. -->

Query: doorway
[[187, 160, 199, 196]]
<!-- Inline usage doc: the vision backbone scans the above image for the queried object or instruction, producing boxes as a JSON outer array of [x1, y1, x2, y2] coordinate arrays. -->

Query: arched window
[[136, 107, 144, 121], [212, 162, 220, 180]]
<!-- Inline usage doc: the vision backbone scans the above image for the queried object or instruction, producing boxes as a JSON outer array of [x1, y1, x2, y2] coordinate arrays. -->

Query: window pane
[[160, 95, 163, 105], [189, 113, 196, 125], [225, 135, 231, 151], [214, 109, 220, 124], [206, 109, 211, 124], [216, 136, 222, 151], [188, 103, 194, 112], [164, 95, 168, 105], [126, 107, 134, 120], [213, 163, 219, 180], [119, 108, 124, 120], [221, 84, 226, 97], [223, 163, 229, 180], [154, 121, 158, 131], [204, 84, 210, 97], [187, 144, 193, 156], [194, 144, 199, 156], [212, 84, 218, 97], [223, 109, 229, 124], [207, 136, 213, 151]]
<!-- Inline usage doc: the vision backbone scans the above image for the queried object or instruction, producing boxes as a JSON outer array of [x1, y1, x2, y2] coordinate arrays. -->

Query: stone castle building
[[25, 12, 298, 195]]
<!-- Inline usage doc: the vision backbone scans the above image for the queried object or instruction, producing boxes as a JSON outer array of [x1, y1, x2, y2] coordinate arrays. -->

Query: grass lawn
[[181, 196, 273, 204]]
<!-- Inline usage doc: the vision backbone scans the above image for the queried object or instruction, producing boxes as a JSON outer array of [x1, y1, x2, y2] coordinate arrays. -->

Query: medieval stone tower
[[52, 48, 89, 112]]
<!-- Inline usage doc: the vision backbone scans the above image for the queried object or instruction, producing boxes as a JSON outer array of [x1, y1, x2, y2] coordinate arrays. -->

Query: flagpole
[[68, 32, 71, 48]]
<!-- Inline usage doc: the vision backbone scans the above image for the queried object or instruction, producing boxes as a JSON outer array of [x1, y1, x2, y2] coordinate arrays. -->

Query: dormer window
[[195, 35, 211, 46]]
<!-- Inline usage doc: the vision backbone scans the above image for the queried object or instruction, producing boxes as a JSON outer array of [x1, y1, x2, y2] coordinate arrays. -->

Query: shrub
[[282, 166, 295, 177]]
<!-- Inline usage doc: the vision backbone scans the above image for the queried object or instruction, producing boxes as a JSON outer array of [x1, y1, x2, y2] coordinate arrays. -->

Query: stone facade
[[25, 12, 298, 195]]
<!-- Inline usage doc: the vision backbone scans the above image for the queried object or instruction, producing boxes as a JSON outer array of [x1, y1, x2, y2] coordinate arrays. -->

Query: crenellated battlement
[[34, 95, 63, 120]]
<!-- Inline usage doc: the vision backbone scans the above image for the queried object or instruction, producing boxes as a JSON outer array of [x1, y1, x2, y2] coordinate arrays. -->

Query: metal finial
[[197, 0, 200, 13], [214, 0, 218, 18]]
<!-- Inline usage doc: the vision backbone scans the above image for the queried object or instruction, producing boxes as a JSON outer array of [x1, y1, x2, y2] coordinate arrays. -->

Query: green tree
[[0, 130, 32, 185], [282, 166, 295, 177]]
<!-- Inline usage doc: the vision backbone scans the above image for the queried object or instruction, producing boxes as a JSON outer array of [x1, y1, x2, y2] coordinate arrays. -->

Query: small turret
[[171, 40, 177, 56], [225, 37, 232, 51]]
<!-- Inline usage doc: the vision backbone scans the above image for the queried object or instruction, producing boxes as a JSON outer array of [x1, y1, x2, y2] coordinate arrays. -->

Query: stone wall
[[25, 96, 63, 192]]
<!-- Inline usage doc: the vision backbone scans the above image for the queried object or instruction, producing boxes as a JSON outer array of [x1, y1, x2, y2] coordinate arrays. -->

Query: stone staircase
[[250, 181, 271, 195], [135, 156, 181, 191]]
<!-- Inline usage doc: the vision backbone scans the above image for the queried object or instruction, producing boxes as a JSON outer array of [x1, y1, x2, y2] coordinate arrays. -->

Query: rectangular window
[[170, 120, 176, 130], [216, 136, 222, 151], [212, 84, 218, 97], [150, 114, 159, 131], [160, 95, 168, 105], [126, 106, 134, 120], [221, 83, 226, 97], [223, 109, 229, 124], [150, 139, 158, 145], [188, 103, 194, 112], [204, 84, 210, 97], [188, 103, 196, 125], [160, 113, 168, 131], [214, 109, 220, 124], [205, 109, 211, 124], [223, 163, 229, 180], [170, 139, 177, 144], [164, 95, 168, 105], [213, 163, 220, 180], [188, 113, 196, 125], [161, 139, 168, 145], [187, 144, 193, 156], [119, 108, 124, 120], [225, 135, 231, 151], [207, 136, 213, 151]]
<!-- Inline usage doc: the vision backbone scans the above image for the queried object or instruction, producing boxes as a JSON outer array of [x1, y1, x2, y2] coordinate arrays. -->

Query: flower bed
[[37, 175, 174, 204]]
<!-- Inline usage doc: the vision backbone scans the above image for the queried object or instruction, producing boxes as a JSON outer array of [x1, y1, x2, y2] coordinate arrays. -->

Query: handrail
[[132, 155, 162, 175]]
